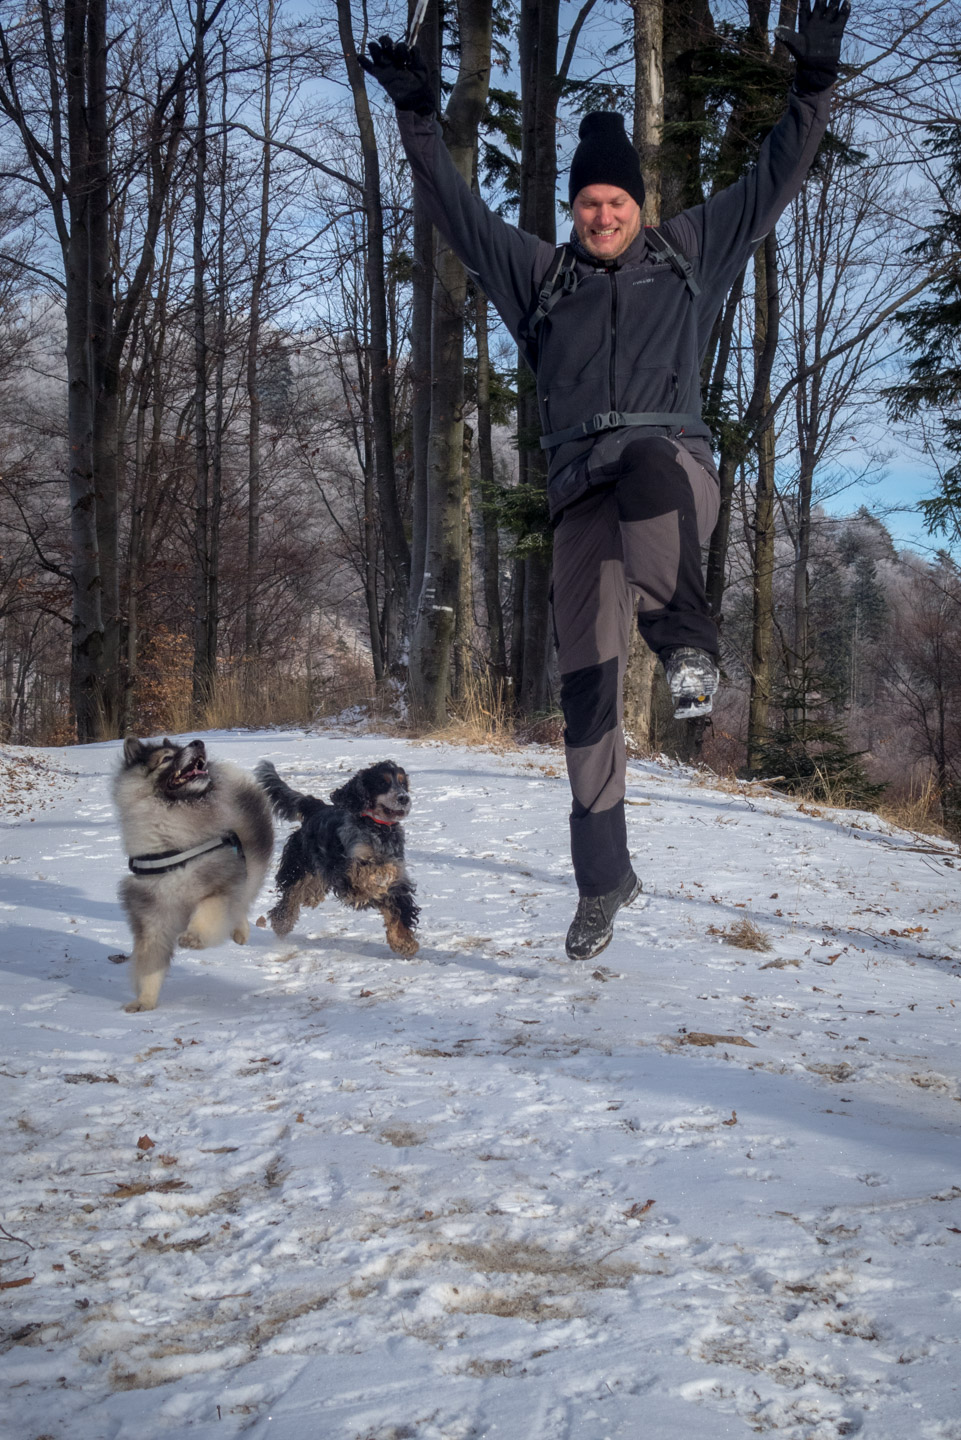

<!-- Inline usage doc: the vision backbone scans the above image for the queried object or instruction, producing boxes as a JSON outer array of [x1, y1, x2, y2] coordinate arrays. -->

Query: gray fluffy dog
[[113, 737, 273, 1012]]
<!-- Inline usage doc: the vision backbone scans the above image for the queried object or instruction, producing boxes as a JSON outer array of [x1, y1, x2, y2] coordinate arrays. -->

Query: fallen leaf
[[623, 1199, 655, 1219], [723, 1110, 738, 1126], [681, 1032, 756, 1048], [0, 1275, 34, 1290], [137, 1134, 155, 1150], [110, 1179, 187, 1199]]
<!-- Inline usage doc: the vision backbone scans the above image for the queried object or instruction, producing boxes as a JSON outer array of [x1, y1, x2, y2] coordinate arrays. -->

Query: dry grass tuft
[[200, 664, 317, 732], [441, 667, 518, 748], [877, 775, 947, 839], [708, 917, 773, 952]]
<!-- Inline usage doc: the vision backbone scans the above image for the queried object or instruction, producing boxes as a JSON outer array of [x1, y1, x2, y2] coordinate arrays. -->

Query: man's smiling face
[[572, 184, 642, 261]]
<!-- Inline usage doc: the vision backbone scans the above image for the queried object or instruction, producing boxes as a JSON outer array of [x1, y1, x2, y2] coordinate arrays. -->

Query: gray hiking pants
[[552, 435, 720, 896]]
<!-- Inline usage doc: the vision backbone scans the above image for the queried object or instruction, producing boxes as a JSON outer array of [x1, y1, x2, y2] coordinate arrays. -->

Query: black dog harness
[[128, 831, 245, 876]]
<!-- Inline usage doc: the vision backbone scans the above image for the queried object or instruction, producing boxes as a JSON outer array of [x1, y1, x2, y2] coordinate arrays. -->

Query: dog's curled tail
[[255, 761, 328, 822]]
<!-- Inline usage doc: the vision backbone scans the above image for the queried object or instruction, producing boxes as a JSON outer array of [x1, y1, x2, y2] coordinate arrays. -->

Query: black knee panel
[[615, 437, 689, 522], [560, 655, 619, 748]]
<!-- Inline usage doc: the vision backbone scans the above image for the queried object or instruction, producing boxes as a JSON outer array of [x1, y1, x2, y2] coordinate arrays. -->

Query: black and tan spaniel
[[255, 760, 419, 954]]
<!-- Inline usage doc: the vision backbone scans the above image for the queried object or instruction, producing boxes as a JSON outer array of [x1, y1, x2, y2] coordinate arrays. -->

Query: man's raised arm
[[360, 36, 556, 346], [667, 0, 852, 310]]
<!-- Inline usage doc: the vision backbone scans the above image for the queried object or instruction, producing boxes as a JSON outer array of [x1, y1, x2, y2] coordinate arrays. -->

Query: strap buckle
[[591, 411, 620, 434]]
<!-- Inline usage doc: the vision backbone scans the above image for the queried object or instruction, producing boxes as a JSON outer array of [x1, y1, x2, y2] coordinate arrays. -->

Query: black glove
[[359, 36, 435, 116], [775, 0, 851, 95]]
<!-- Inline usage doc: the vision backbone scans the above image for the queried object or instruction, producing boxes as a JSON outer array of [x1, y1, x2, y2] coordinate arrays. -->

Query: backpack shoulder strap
[[525, 245, 578, 340], [646, 225, 701, 299]]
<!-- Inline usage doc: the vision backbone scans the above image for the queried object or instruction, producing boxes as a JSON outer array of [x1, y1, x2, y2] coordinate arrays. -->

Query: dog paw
[[267, 908, 295, 937], [387, 929, 419, 956], [124, 998, 156, 1013], [232, 921, 249, 945], [177, 931, 204, 949]]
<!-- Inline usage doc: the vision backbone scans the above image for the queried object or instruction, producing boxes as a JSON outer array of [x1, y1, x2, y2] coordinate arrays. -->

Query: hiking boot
[[565, 869, 643, 961], [663, 646, 719, 720]]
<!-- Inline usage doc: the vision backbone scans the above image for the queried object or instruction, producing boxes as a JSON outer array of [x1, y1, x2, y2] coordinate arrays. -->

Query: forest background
[[2, 0, 961, 830]]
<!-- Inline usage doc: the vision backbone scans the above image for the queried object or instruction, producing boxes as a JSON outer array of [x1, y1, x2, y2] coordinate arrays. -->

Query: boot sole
[[672, 693, 713, 721], [566, 877, 643, 960]]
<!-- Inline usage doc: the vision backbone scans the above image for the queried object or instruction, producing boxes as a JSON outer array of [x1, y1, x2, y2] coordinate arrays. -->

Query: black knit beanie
[[568, 112, 645, 210]]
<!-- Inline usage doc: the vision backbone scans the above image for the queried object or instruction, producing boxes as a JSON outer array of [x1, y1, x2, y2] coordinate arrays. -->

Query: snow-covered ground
[[2, 728, 960, 1440]]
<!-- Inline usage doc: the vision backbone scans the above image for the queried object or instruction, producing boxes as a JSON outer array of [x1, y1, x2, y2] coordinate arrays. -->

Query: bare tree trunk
[[363, 405, 385, 683], [64, 0, 104, 741], [454, 426, 474, 702], [622, 0, 665, 753], [408, 0, 491, 725], [338, 0, 411, 676], [632, 0, 663, 225], [191, 0, 213, 712], [408, 0, 440, 615], [122, 358, 148, 735], [85, 0, 120, 735], [473, 288, 507, 676], [245, 1, 274, 659], [515, 0, 565, 715], [207, 34, 229, 690], [704, 267, 747, 619], [746, 235, 780, 770], [660, 0, 713, 220]]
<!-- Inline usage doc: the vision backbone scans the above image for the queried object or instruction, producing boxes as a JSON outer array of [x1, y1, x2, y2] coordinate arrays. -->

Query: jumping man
[[361, 0, 851, 959]]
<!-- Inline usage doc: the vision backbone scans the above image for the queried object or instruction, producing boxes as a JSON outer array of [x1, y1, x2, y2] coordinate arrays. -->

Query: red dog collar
[[361, 811, 398, 826]]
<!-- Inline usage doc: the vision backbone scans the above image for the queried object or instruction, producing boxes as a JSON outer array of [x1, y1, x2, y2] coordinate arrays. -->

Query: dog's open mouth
[[372, 803, 407, 822], [170, 758, 208, 787]]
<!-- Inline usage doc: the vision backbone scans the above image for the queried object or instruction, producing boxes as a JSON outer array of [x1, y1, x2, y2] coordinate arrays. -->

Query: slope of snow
[[1, 729, 960, 1440]]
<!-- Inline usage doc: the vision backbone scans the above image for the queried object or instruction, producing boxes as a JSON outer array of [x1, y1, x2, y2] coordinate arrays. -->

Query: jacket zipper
[[608, 268, 617, 412]]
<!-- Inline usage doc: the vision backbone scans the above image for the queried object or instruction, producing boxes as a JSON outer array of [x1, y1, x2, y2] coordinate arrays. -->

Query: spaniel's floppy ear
[[330, 772, 369, 811]]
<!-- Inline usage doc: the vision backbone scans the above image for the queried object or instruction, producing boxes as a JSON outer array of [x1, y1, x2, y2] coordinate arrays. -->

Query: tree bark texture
[[473, 289, 507, 676], [338, 0, 411, 674], [192, 0, 213, 710], [408, 0, 440, 618], [245, 0, 274, 660], [454, 426, 474, 702], [63, 0, 104, 741], [408, 0, 491, 726], [660, 0, 714, 220], [622, 0, 664, 753], [632, 0, 664, 226], [513, 0, 566, 714], [746, 234, 780, 770]]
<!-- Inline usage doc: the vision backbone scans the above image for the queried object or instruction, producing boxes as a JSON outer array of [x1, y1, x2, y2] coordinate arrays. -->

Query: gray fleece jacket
[[398, 86, 832, 518]]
